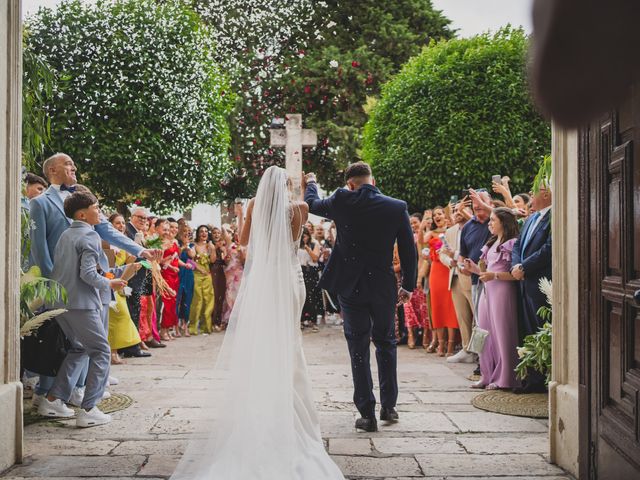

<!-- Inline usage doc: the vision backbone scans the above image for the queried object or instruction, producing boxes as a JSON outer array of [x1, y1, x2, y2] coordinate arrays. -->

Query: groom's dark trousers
[[305, 181, 417, 419]]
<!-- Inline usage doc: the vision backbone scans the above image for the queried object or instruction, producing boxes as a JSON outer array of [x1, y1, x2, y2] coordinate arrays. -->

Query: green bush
[[26, 0, 234, 212], [362, 28, 550, 211]]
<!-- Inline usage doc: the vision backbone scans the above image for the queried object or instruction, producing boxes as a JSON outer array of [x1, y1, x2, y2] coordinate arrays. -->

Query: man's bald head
[[42, 153, 77, 186]]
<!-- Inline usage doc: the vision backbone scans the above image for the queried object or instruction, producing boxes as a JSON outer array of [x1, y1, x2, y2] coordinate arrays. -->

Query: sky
[[24, 0, 533, 36]]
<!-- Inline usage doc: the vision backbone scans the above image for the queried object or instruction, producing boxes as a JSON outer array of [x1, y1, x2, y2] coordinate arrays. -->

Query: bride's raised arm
[[239, 198, 255, 247]]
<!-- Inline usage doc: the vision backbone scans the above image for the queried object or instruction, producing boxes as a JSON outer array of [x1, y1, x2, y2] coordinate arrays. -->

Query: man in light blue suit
[[28, 153, 161, 406]]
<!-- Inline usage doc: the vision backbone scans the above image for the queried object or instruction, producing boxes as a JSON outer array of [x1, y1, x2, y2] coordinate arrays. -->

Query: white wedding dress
[[170, 166, 345, 480]]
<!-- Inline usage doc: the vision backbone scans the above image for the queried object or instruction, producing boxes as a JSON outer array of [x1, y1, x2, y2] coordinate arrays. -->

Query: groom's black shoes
[[380, 407, 399, 423], [355, 417, 378, 432]]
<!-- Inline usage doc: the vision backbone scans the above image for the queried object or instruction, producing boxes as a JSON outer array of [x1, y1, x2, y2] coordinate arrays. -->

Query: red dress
[[428, 236, 459, 329], [161, 242, 180, 329]]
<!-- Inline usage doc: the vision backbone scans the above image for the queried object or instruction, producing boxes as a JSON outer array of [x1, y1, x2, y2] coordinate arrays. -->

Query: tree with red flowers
[[192, 0, 453, 198]]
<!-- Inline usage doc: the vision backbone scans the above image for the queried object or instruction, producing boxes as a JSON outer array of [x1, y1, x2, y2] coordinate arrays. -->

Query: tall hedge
[[362, 28, 550, 211], [26, 0, 234, 212]]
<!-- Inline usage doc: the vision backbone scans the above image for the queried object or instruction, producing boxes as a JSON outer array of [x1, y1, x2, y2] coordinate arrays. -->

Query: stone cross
[[269, 114, 317, 199]]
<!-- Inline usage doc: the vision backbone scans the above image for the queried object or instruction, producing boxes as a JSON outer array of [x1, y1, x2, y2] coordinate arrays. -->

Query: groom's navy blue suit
[[306, 182, 416, 418]]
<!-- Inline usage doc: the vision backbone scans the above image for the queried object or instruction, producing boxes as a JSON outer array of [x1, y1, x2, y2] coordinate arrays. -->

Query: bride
[[170, 166, 345, 479]]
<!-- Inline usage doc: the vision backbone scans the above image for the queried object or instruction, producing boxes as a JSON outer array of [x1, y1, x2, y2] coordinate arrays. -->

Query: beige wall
[[0, 0, 24, 472], [548, 125, 579, 476]]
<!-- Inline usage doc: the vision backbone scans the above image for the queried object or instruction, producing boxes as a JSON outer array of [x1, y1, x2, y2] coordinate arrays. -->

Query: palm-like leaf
[[20, 308, 67, 337]]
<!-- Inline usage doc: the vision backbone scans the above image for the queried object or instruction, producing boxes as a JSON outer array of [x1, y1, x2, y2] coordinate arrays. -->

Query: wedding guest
[[125, 209, 165, 350], [298, 226, 323, 330], [158, 219, 181, 341], [189, 225, 216, 335], [511, 185, 552, 393], [176, 226, 195, 337], [38, 191, 126, 426], [440, 202, 476, 364], [424, 207, 459, 356], [210, 227, 227, 331], [30, 154, 156, 405], [222, 227, 246, 325], [107, 214, 149, 362], [24, 172, 48, 202], [465, 207, 520, 390]]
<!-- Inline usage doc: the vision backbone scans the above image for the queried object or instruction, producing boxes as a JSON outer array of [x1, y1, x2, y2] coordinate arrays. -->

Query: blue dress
[[176, 243, 195, 322]]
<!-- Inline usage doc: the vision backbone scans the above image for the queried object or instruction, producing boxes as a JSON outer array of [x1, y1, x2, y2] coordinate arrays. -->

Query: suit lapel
[[44, 187, 71, 224], [523, 214, 550, 257]]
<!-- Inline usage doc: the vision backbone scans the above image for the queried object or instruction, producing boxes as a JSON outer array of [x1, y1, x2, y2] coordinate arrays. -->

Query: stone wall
[[0, 0, 24, 472], [548, 125, 579, 476]]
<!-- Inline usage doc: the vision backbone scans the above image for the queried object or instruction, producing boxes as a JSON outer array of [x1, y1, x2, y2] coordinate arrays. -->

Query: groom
[[304, 162, 417, 432]]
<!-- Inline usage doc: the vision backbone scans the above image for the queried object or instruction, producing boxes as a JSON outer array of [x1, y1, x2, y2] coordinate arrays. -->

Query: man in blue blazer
[[29, 153, 161, 401], [305, 162, 417, 432], [511, 186, 552, 393]]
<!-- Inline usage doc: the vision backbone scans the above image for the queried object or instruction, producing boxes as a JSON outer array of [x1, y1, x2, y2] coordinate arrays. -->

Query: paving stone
[[332, 455, 422, 477], [415, 454, 565, 477], [373, 437, 463, 454], [138, 455, 180, 477], [23, 440, 119, 457], [318, 412, 358, 436], [111, 440, 187, 456], [7, 455, 145, 477], [378, 412, 458, 433], [328, 390, 416, 404], [413, 391, 478, 405], [328, 438, 372, 455], [458, 435, 549, 454], [446, 412, 548, 433]]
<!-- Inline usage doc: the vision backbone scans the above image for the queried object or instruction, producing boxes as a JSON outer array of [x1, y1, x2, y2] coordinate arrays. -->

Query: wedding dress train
[[170, 166, 345, 480]]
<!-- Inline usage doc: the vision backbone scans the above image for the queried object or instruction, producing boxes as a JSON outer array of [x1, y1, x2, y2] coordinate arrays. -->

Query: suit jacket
[[305, 182, 417, 302], [50, 221, 112, 310], [439, 223, 472, 292], [29, 186, 143, 278], [512, 211, 552, 337]]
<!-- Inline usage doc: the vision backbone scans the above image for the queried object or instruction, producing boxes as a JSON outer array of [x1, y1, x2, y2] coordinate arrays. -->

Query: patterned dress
[[222, 244, 244, 324]]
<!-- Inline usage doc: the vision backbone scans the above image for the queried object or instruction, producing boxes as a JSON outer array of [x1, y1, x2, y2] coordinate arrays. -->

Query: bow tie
[[60, 184, 77, 193]]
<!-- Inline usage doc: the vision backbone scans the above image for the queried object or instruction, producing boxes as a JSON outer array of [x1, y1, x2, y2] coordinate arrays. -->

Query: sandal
[[486, 383, 501, 390], [426, 341, 438, 353], [470, 381, 486, 389], [407, 329, 416, 349], [446, 341, 456, 357]]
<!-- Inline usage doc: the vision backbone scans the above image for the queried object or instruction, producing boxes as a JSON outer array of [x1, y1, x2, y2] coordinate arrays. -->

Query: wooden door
[[579, 84, 640, 479]]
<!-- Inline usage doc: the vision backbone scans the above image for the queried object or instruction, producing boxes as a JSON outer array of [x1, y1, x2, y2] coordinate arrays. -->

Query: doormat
[[23, 393, 133, 426], [471, 390, 548, 418]]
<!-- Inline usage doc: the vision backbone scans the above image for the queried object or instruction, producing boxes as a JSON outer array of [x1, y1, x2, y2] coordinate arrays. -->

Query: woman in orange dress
[[425, 206, 459, 356]]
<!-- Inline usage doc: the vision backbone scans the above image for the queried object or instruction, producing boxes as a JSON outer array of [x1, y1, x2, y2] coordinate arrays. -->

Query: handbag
[[467, 324, 489, 354], [21, 317, 70, 377]]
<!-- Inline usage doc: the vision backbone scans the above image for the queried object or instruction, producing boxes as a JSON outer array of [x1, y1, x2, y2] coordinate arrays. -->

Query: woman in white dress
[[170, 166, 345, 480]]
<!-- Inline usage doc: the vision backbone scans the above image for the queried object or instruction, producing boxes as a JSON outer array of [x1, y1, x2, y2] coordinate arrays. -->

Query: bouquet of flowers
[[144, 234, 175, 297]]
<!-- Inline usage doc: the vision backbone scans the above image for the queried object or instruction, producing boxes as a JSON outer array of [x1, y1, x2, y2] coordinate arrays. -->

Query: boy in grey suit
[[37, 192, 127, 427]]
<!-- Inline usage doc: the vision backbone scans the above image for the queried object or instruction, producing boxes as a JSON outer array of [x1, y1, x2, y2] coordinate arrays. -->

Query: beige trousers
[[450, 275, 473, 349]]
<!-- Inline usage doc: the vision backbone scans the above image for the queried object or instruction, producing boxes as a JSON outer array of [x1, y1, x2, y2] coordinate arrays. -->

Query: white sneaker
[[31, 393, 45, 409], [446, 349, 477, 364], [102, 390, 111, 400], [76, 407, 112, 428], [67, 386, 86, 407], [107, 376, 119, 386], [37, 397, 75, 418]]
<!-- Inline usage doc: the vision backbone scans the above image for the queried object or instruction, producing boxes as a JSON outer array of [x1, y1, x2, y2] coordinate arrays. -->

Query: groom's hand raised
[[302, 171, 317, 191]]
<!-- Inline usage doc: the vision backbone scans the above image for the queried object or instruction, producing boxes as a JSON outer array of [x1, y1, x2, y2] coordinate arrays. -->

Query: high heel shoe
[[422, 329, 430, 349], [437, 343, 445, 357], [446, 341, 456, 357], [426, 341, 438, 353], [182, 325, 191, 337], [407, 329, 416, 349]]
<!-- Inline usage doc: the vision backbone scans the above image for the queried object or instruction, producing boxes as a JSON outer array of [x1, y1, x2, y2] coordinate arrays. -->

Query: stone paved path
[[3, 325, 572, 479]]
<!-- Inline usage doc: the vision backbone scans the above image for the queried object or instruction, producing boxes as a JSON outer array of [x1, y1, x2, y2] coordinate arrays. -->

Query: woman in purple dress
[[464, 207, 521, 390]]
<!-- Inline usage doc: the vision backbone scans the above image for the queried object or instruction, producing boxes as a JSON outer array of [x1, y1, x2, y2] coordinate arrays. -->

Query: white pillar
[[0, 0, 24, 470], [548, 124, 579, 477]]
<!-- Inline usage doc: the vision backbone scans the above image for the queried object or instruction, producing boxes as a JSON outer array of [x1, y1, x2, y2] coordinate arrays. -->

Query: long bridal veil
[[170, 166, 344, 480]]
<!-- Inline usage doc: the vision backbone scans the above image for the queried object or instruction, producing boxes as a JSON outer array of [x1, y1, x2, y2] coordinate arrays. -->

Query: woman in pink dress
[[222, 239, 246, 324], [464, 207, 521, 390]]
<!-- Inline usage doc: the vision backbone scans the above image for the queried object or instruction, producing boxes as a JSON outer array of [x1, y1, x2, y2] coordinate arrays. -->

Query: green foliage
[[515, 322, 552, 385], [20, 266, 67, 328], [22, 30, 58, 172], [26, 0, 234, 212], [362, 27, 551, 211], [192, 0, 453, 198], [532, 154, 552, 193]]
